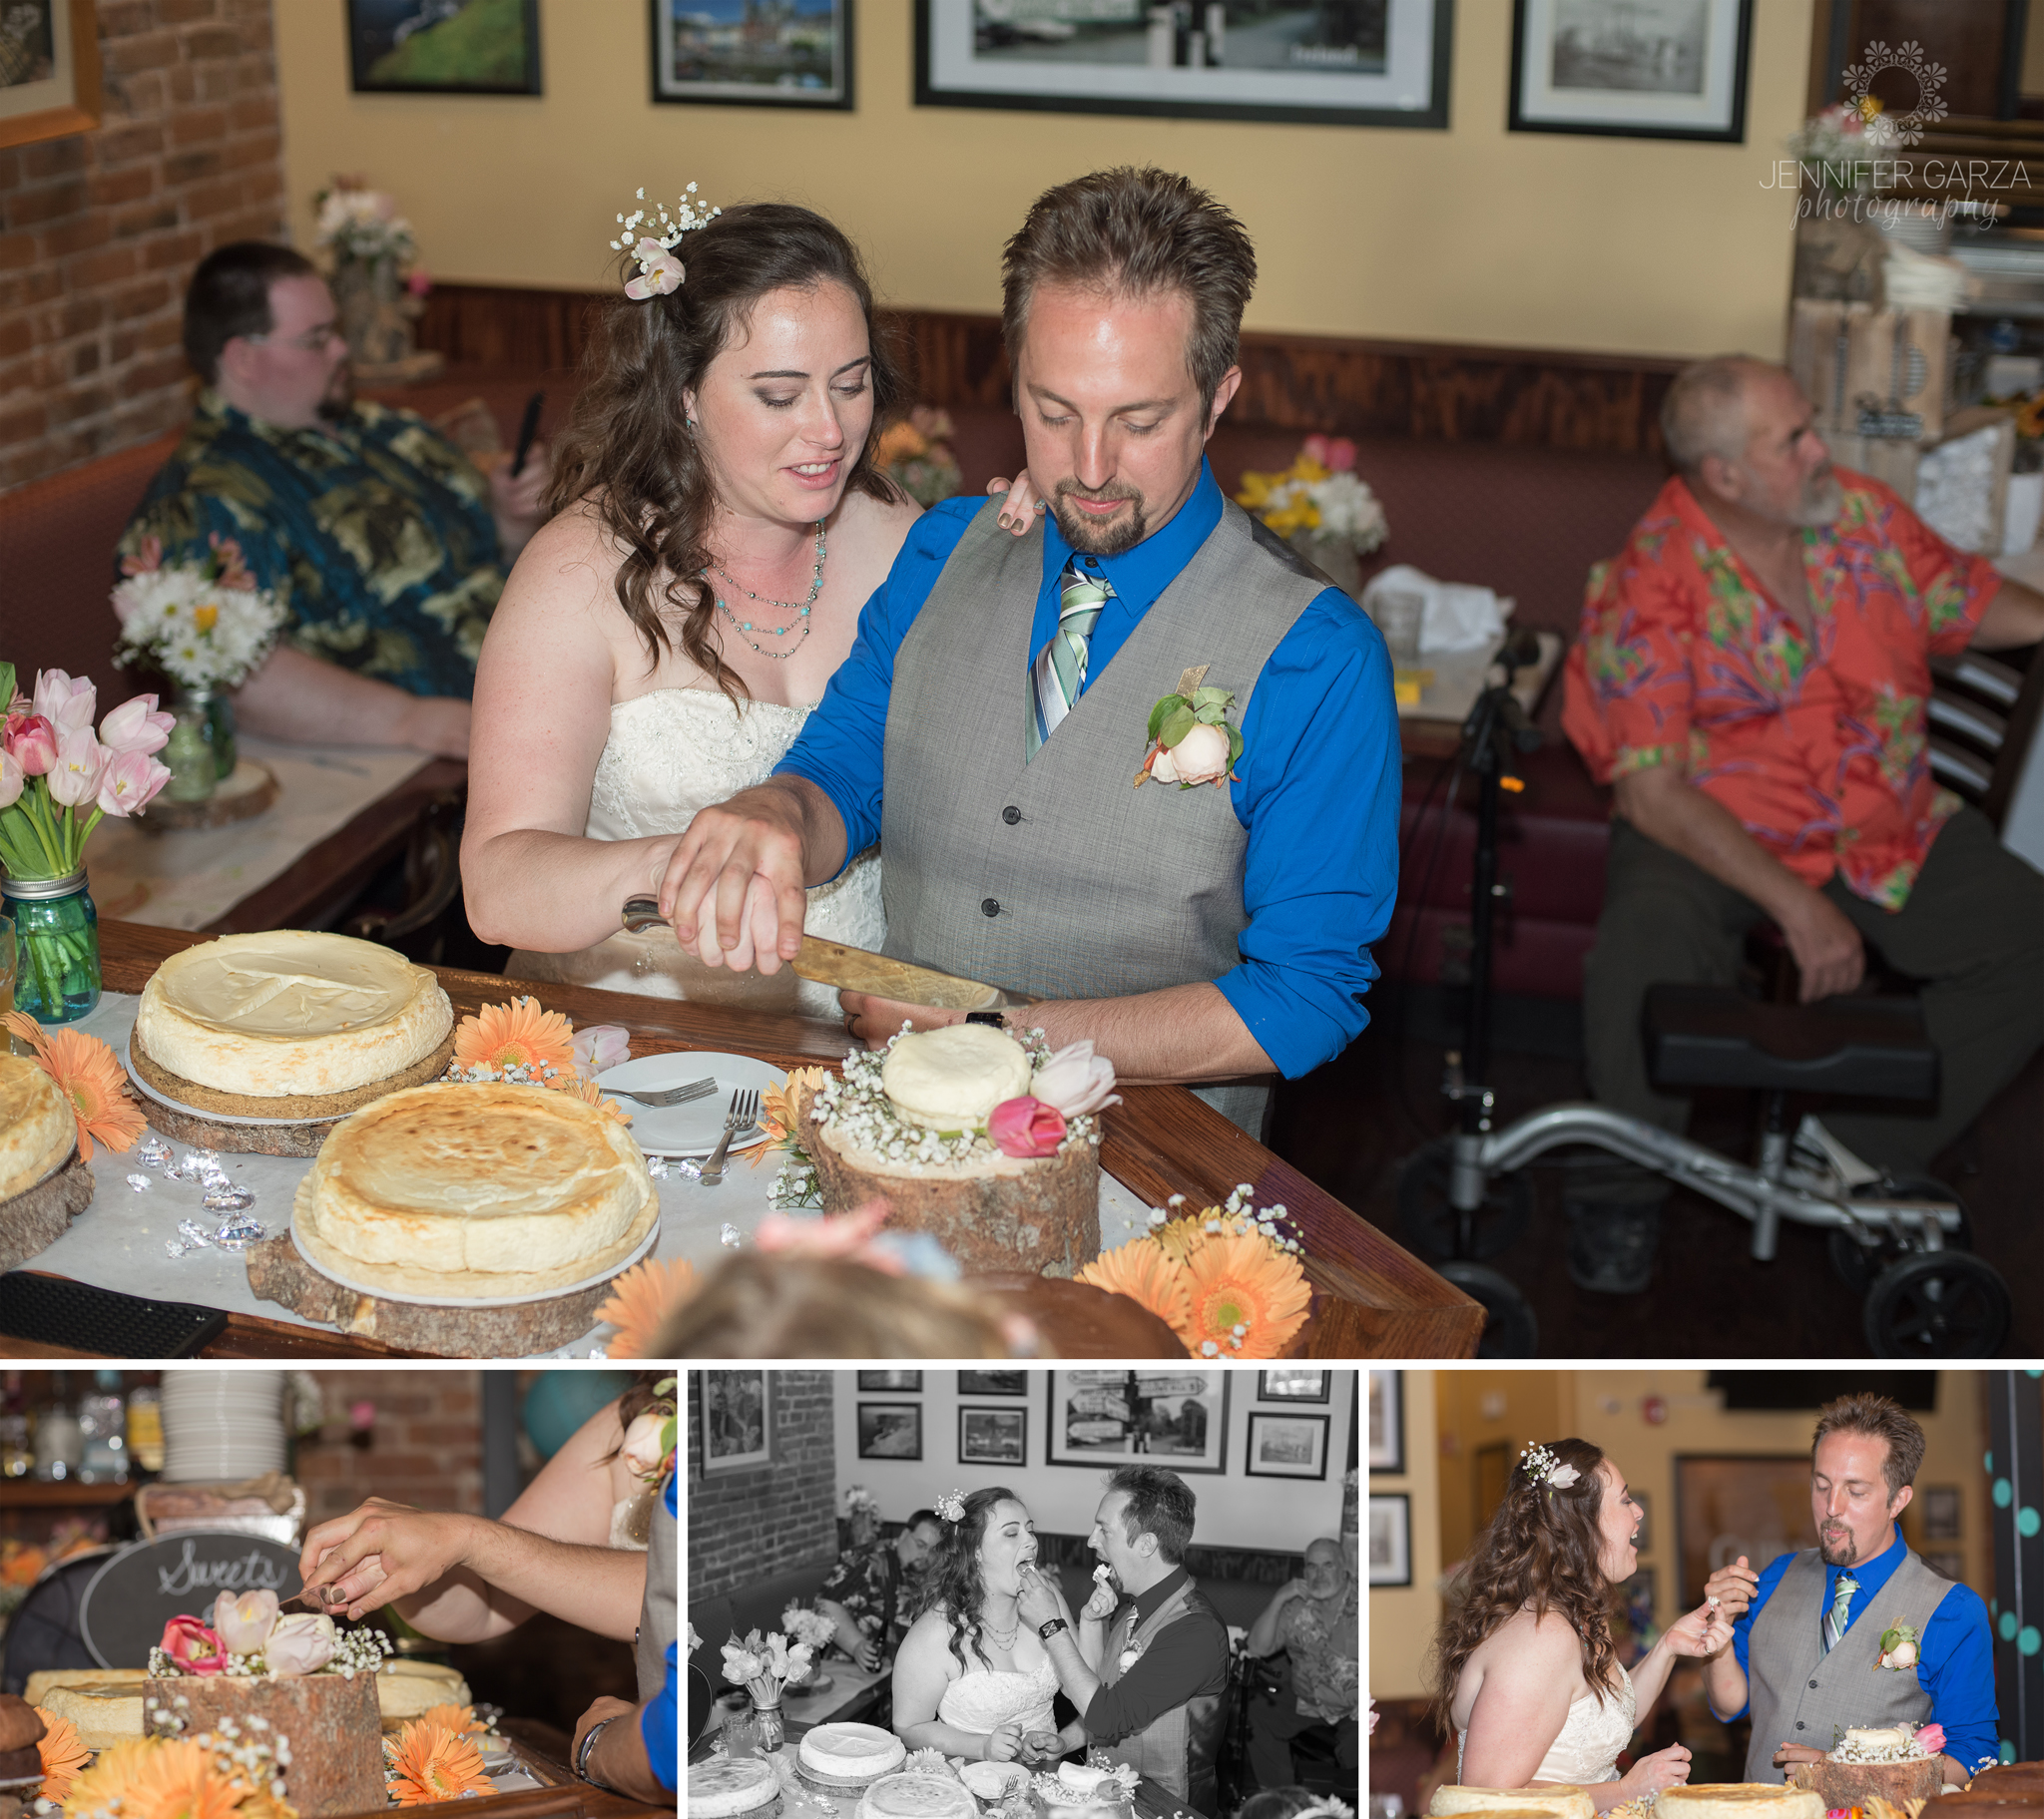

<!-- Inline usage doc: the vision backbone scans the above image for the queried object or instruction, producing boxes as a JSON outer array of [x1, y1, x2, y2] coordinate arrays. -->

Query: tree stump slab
[[149, 1671, 383, 1819], [0, 1153, 93, 1271], [1791, 1757, 1949, 1809]]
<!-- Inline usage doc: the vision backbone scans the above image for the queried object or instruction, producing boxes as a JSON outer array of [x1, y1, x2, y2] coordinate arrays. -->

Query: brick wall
[[292, 1371, 484, 1528], [688, 1371, 837, 1599], [0, 0, 284, 492]]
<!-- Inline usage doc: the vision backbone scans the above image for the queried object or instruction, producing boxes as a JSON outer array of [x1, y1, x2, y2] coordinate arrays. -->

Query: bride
[[461, 194, 1033, 1019], [893, 1488, 1078, 1765], [1434, 1439, 1731, 1810]]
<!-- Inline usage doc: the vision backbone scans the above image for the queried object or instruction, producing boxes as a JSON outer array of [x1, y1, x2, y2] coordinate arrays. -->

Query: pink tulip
[[406, 268, 433, 298], [6, 714, 56, 776], [0, 750, 19, 811], [1032, 1041, 1121, 1117], [97, 748, 169, 817], [212, 1589, 278, 1655], [161, 1614, 229, 1675], [571, 1023, 632, 1073], [989, 1096, 1067, 1158], [1916, 1723, 1946, 1755], [32, 670, 95, 733], [1304, 434, 1358, 474], [99, 693, 175, 756], [263, 1612, 337, 1677], [45, 726, 104, 808]]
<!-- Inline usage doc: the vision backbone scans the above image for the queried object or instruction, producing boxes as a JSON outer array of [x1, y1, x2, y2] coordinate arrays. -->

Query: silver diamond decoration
[[202, 1185, 255, 1212], [720, 1222, 742, 1248], [645, 1154, 669, 1179], [185, 1149, 220, 1174], [126, 1173, 151, 1191], [212, 1213, 265, 1250], [165, 1239, 187, 1258], [176, 1219, 214, 1248], [139, 1136, 173, 1166]]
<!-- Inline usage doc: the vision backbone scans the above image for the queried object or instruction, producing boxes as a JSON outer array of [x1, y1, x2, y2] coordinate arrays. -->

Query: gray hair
[[1660, 355, 1779, 477]]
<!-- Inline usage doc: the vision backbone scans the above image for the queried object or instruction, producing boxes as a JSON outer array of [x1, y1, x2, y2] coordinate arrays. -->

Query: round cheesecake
[[375, 1659, 472, 1720], [690, 1758, 780, 1819], [32, 1671, 148, 1751], [1657, 1788, 1826, 1819], [798, 1721, 906, 1783], [1432, 1790, 1597, 1819], [293, 1082, 659, 1299], [136, 931, 453, 1099], [0, 1053, 74, 1200], [1033, 1764, 1136, 1819], [855, 1772, 978, 1819]]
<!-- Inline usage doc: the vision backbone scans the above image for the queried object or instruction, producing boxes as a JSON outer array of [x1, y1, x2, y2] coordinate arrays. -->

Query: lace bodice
[[509, 689, 885, 1020], [1458, 1673, 1636, 1786], [937, 1656, 1060, 1740]]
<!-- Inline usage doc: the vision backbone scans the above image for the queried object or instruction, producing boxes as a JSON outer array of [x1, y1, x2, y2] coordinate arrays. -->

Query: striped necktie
[[1026, 559, 1111, 759], [1822, 1572, 1858, 1654]]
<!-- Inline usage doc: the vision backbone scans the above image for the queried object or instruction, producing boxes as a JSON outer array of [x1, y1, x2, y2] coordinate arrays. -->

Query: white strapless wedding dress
[[937, 1656, 1060, 1741], [1458, 1673, 1636, 1786], [509, 689, 885, 1023]]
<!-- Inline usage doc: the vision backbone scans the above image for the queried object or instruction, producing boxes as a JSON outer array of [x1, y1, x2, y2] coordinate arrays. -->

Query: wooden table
[[64, 919, 1480, 1359]]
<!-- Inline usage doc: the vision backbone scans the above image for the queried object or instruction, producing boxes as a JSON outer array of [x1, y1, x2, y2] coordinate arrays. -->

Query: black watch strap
[[1038, 1616, 1069, 1639], [965, 1011, 1006, 1028]]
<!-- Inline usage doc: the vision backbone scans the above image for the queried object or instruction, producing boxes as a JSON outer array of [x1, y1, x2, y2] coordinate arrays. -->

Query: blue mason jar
[[3, 869, 102, 1025]]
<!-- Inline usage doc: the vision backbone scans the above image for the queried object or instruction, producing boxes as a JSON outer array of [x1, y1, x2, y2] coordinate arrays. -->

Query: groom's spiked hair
[[1107, 1464, 1197, 1563], [1812, 1393, 1925, 1500], [1000, 167, 1256, 418]]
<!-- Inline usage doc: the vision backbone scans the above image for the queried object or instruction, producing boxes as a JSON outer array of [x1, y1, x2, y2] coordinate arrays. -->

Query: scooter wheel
[[1396, 1137, 1535, 1261], [1437, 1261, 1539, 1359], [1826, 1176, 1973, 1292], [1861, 1249, 2011, 1358]]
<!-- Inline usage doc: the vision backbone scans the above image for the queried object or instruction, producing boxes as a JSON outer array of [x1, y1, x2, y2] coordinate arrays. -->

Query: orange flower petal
[[1177, 1230, 1311, 1359], [1078, 1241, 1192, 1333], [418, 1703, 487, 1737], [451, 997, 576, 1078], [384, 1720, 493, 1806], [568, 1076, 629, 1122], [595, 1256, 697, 1360], [34, 1708, 88, 1801], [3, 1016, 144, 1163]]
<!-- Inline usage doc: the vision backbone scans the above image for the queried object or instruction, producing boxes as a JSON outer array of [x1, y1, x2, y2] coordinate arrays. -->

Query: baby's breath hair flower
[[935, 1490, 966, 1524], [1520, 1442, 1580, 1492], [609, 183, 721, 299]]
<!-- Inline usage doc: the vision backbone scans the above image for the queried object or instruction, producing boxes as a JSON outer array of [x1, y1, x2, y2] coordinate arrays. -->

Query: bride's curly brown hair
[[545, 202, 905, 704], [909, 1486, 1024, 1674], [1427, 1437, 1625, 1732]]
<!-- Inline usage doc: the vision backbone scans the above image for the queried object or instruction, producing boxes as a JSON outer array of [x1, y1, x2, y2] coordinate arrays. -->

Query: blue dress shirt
[[1730, 1533, 1999, 1771], [641, 1473, 678, 1791], [773, 462, 1400, 1077]]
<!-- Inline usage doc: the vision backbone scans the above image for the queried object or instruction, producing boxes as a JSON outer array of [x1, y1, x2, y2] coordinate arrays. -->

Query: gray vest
[[881, 496, 1324, 1137], [638, 1478, 679, 1704], [1096, 1575, 1226, 1810], [1743, 1545, 1954, 1781]]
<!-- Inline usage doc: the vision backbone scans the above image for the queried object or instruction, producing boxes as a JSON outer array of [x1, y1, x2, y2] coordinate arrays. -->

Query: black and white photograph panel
[[684, 1367, 1360, 1810]]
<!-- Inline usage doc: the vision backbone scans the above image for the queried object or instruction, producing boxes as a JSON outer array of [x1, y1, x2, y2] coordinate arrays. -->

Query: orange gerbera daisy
[[33, 1708, 89, 1801], [752, 1065, 827, 1165], [1078, 1241, 1192, 1334], [385, 1721, 493, 1806], [417, 1703, 487, 1737], [568, 1076, 629, 1122], [234, 1794, 295, 1819], [119, 1738, 246, 1819], [451, 997, 575, 1078], [3, 1012, 145, 1160], [1176, 1230, 1312, 1359], [596, 1255, 697, 1359]]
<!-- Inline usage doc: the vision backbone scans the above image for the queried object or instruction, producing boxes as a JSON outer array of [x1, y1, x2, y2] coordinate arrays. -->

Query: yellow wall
[[1370, 1368, 1441, 1700], [274, 0, 1811, 359], [1435, 1369, 1563, 1574]]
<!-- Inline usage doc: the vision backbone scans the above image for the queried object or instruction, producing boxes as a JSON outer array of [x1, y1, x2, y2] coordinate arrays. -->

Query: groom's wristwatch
[[965, 1011, 1006, 1029], [1038, 1616, 1069, 1639]]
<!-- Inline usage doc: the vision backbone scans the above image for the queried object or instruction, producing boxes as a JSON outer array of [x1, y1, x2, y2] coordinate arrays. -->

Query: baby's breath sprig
[[1520, 1441, 1581, 1493], [609, 183, 721, 299]]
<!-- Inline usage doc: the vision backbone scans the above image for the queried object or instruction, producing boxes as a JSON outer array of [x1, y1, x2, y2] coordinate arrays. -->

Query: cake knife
[[620, 898, 1037, 1011]]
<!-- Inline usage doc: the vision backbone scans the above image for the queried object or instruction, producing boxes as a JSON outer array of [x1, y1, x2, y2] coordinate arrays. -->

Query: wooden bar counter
[[83, 919, 1480, 1360]]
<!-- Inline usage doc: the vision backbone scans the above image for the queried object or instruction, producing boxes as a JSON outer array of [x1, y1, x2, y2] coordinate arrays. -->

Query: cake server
[[620, 898, 1036, 1011]]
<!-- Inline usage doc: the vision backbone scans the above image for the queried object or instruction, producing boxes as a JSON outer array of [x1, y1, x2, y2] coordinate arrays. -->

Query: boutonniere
[[1117, 1643, 1147, 1672], [1136, 664, 1243, 790], [1874, 1621, 1922, 1671]]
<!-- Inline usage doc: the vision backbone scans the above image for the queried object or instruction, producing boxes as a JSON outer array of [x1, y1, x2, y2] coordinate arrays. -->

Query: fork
[[606, 1076, 718, 1109], [697, 1089, 761, 1185]]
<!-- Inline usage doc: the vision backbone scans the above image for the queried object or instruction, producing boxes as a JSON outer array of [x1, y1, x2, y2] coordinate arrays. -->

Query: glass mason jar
[[3, 870, 101, 1024], [203, 689, 237, 781], [163, 697, 218, 803], [749, 1698, 784, 1754]]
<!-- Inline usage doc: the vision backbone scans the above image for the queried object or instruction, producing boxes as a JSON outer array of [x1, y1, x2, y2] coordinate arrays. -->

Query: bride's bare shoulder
[[1472, 1606, 1583, 1672]]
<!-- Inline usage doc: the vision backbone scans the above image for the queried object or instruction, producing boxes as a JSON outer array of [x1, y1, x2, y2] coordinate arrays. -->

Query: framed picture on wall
[[1508, 0, 1754, 143], [1632, 1490, 1653, 1556], [1246, 1412, 1330, 1480], [857, 1403, 924, 1461], [958, 1371, 1028, 1396], [0, 0, 101, 150], [858, 1371, 922, 1392], [915, 0, 1451, 130], [651, 0, 854, 110], [1924, 1550, 1966, 1582], [1922, 1486, 1961, 1541], [1046, 1370, 1230, 1473], [347, 0, 543, 95], [1368, 1370, 1403, 1474], [1674, 1455, 1810, 1606], [1369, 1493, 1411, 1587], [959, 1406, 1028, 1466], [700, 1370, 770, 1472], [1259, 1369, 1330, 1403]]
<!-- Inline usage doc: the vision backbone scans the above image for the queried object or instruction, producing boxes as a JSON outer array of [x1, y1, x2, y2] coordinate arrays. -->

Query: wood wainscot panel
[[416, 285, 1682, 456]]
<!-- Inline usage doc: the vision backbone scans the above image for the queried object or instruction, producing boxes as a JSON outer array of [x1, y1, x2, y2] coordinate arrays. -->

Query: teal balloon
[[2020, 1625, 2040, 1657], [2029, 1370, 2042, 1380], [1988, 1451, 1997, 1475], [2002, 1610, 2020, 1640], [2007, 1742, 2020, 1764], [2022, 1507, 2042, 1539], [524, 1370, 635, 1460], [1996, 1477, 2015, 1508]]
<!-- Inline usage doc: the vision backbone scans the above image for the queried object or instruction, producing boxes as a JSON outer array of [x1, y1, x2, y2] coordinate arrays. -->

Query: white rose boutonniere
[[1136, 666, 1242, 791], [1117, 1642, 1147, 1673], [1875, 1621, 1922, 1671]]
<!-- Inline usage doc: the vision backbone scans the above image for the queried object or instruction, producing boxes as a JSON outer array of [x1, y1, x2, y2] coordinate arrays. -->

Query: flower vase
[[203, 690, 237, 782], [750, 1698, 784, 1754], [1289, 528, 1363, 602], [163, 700, 218, 803], [3, 871, 101, 1025]]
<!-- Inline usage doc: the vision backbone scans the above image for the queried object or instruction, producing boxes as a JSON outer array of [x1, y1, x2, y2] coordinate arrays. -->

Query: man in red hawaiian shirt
[[1561, 355, 2044, 1290]]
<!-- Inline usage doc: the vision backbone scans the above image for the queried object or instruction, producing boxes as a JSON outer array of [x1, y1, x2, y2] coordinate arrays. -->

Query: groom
[[653, 166, 1399, 1136], [1016, 1465, 1230, 1808]]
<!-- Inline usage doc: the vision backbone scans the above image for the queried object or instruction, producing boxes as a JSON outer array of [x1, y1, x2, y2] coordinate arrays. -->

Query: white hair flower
[[608, 182, 721, 299], [1520, 1442, 1581, 1492], [936, 1490, 966, 1523]]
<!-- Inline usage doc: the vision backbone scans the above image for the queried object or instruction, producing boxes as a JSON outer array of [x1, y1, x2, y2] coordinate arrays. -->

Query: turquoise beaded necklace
[[708, 522, 826, 659]]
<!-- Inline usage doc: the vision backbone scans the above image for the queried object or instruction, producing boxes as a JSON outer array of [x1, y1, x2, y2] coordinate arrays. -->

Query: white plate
[[594, 1052, 787, 1157], [286, 1214, 660, 1308], [121, 1034, 346, 1129]]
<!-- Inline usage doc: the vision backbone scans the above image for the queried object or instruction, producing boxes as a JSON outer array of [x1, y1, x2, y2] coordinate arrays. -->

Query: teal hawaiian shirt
[[117, 393, 504, 698]]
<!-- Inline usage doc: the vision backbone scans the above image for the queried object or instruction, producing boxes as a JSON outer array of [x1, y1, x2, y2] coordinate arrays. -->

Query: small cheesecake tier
[[146, 1672, 383, 1819], [798, 1722, 906, 1782], [690, 1757, 780, 1818], [1657, 1787, 1826, 1819], [856, 1772, 979, 1819], [1431, 1789, 1597, 1819], [0, 1056, 73, 1204]]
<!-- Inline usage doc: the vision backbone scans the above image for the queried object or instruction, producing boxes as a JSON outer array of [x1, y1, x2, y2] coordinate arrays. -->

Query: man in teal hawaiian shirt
[[117, 242, 550, 757]]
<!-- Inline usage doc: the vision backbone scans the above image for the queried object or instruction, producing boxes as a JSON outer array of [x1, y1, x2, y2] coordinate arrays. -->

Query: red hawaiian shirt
[[1562, 470, 1999, 910]]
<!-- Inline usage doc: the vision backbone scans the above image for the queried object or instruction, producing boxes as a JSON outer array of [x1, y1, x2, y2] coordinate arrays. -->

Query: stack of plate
[[160, 1372, 287, 1483]]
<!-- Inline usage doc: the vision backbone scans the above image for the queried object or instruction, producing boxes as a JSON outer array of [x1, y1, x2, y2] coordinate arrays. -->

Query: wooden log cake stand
[[243, 1236, 621, 1356], [133, 760, 280, 834], [0, 1152, 94, 1271], [1791, 1757, 1949, 1808], [146, 1671, 383, 1819]]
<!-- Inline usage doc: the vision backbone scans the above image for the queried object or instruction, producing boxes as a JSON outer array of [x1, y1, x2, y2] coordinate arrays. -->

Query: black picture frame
[[856, 1402, 923, 1461], [347, 0, 543, 96], [1046, 1370, 1230, 1474], [959, 1405, 1028, 1466], [699, 1370, 770, 1473], [958, 1371, 1029, 1397], [1369, 1493, 1412, 1587], [915, 0, 1453, 130], [1508, 0, 1753, 144], [1922, 1485, 1962, 1542], [857, 1371, 922, 1392], [650, 0, 854, 111], [1246, 1411, 1331, 1480], [1368, 1369, 1404, 1475], [1259, 1369, 1330, 1403]]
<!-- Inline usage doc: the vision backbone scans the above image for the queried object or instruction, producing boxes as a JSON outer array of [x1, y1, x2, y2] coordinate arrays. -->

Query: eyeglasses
[[245, 323, 342, 352]]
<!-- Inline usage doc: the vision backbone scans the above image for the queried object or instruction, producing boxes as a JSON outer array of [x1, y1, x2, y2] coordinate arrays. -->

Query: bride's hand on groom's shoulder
[[988, 473, 1047, 537]]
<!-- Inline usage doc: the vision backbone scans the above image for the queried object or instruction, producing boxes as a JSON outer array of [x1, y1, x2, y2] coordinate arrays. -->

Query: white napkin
[[1361, 563, 1514, 656]]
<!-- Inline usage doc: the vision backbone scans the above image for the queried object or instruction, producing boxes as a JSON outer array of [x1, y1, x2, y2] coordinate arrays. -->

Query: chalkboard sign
[[78, 1531, 303, 1669]]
